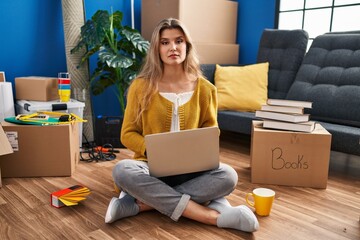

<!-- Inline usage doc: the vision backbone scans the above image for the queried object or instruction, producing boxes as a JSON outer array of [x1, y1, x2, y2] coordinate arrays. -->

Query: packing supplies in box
[[0, 122, 79, 177], [15, 76, 59, 101], [15, 99, 85, 146], [141, 0, 238, 43], [194, 43, 239, 64], [250, 121, 332, 188]]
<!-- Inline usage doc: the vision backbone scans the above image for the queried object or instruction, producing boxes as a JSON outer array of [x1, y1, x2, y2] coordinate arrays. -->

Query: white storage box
[[15, 99, 85, 146]]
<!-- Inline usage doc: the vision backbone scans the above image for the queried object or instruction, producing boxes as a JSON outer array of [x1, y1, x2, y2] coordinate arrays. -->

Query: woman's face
[[159, 28, 187, 66]]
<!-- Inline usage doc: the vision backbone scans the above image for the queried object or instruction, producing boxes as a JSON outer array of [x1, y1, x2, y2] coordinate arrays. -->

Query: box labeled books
[[251, 121, 332, 188], [51, 185, 91, 208]]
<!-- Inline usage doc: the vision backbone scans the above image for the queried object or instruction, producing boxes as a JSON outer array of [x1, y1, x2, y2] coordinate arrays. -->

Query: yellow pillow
[[215, 63, 269, 112]]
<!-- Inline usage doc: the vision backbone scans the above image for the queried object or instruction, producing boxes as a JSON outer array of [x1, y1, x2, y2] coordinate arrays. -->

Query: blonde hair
[[133, 18, 203, 123]]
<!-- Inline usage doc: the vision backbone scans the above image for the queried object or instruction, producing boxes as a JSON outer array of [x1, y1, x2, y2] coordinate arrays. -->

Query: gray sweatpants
[[112, 159, 238, 221]]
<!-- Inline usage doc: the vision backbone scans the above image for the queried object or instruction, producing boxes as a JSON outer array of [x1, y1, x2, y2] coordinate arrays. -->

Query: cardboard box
[[0, 125, 13, 187], [194, 42, 239, 64], [250, 121, 332, 188], [15, 76, 59, 101], [141, 0, 238, 43], [0, 122, 79, 178]]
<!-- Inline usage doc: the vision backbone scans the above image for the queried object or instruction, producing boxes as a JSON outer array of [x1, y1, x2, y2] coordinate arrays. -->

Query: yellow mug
[[246, 188, 275, 216]]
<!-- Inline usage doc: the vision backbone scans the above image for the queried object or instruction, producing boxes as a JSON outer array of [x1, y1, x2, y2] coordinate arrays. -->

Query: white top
[[159, 91, 194, 132]]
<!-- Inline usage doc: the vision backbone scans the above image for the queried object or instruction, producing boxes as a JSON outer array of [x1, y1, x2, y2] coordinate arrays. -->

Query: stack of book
[[255, 99, 315, 132], [51, 185, 91, 208]]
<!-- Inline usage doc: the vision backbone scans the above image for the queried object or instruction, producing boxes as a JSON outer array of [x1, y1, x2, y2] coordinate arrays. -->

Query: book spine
[[51, 194, 65, 208]]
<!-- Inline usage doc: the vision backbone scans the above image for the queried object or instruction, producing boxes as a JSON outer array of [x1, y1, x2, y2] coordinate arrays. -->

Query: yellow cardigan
[[121, 77, 218, 160]]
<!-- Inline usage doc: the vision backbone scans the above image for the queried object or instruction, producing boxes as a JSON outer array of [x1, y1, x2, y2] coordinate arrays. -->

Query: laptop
[[144, 126, 220, 177]]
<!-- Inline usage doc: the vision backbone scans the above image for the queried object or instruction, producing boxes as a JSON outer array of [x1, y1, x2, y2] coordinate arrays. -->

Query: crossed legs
[[105, 159, 259, 232]]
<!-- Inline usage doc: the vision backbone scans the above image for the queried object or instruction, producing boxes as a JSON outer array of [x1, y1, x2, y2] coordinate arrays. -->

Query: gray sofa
[[201, 30, 360, 156]]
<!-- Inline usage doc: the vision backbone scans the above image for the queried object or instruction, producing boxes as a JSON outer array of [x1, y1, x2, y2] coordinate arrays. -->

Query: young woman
[[105, 18, 259, 233]]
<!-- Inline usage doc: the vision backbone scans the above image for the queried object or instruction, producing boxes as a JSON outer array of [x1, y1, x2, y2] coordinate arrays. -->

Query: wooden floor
[[0, 131, 359, 240]]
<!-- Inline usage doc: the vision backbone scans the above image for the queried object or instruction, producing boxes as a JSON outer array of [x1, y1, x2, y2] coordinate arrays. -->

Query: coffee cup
[[245, 188, 275, 216]]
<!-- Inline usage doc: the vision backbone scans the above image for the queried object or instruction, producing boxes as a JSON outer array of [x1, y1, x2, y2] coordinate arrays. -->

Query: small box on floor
[[0, 122, 79, 178], [250, 121, 332, 188]]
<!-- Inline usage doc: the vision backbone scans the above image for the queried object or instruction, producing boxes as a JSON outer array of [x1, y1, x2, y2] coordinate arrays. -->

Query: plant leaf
[[99, 51, 133, 68], [91, 75, 115, 95], [112, 11, 123, 30], [78, 46, 101, 65], [82, 11, 110, 49], [121, 27, 150, 54], [122, 68, 137, 86], [70, 9, 149, 113]]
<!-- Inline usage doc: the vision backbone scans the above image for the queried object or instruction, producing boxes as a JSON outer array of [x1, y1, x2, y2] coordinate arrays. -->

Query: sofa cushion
[[316, 121, 360, 155], [201, 64, 216, 84], [257, 29, 308, 99], [214, 63, 269, 112], [201, 64, 242, 84], [286, 32, 360, 127], [218, 111, 257, 134]]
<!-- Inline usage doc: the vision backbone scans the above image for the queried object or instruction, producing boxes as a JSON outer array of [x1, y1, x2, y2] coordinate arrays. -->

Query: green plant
[[71, 9, 150, 113]]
